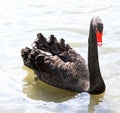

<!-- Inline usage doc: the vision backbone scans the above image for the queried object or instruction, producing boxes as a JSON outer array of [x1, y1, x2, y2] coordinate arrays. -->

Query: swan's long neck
[[88, 24, 105, 94]]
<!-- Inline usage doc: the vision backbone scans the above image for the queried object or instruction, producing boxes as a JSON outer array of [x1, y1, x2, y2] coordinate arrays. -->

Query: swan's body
[[21, 17, 105, 94]]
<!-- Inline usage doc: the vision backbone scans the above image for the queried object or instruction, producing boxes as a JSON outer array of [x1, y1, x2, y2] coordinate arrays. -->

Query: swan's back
[[21, 33, 89, 92]]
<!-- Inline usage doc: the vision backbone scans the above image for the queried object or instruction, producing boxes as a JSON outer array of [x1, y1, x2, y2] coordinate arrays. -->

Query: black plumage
[[21, 17, 105, 94]]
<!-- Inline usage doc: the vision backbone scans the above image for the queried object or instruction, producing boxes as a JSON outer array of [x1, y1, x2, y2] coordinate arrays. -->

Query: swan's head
[[92, 17, 103, 47]]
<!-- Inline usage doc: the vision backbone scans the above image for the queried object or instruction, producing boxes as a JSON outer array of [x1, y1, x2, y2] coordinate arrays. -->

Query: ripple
[[0, 0, 120, 113]]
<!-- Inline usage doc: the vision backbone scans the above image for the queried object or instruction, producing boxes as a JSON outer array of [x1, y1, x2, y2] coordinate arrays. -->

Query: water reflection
[[22, 66, 105, 113], [22, 66, 77, 102], [0, 0, 120, 112], [88, 94, 105, 113]]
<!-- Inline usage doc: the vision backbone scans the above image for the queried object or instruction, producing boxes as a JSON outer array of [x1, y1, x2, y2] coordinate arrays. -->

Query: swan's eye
[[97, 23, 103, 33]]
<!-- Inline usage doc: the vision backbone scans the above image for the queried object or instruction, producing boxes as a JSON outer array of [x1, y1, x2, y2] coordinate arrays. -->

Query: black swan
[[21, 17, 105, 94]]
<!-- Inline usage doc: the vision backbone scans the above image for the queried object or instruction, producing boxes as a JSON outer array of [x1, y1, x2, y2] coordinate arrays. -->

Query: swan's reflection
[[22, 66, 105, 113], [88, 93, 105, 113], [22, 66, 77, 102]]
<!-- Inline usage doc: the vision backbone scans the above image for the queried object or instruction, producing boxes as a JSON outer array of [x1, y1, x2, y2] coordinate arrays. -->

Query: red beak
[[96, 29, 103, 47]]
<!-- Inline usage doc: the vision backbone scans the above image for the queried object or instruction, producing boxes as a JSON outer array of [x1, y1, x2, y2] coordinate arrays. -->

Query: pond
[[0, 0, 120, 113]]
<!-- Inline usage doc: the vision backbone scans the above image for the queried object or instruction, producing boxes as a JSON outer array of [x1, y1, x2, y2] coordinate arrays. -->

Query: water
[[0, 0, 120, 113]]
